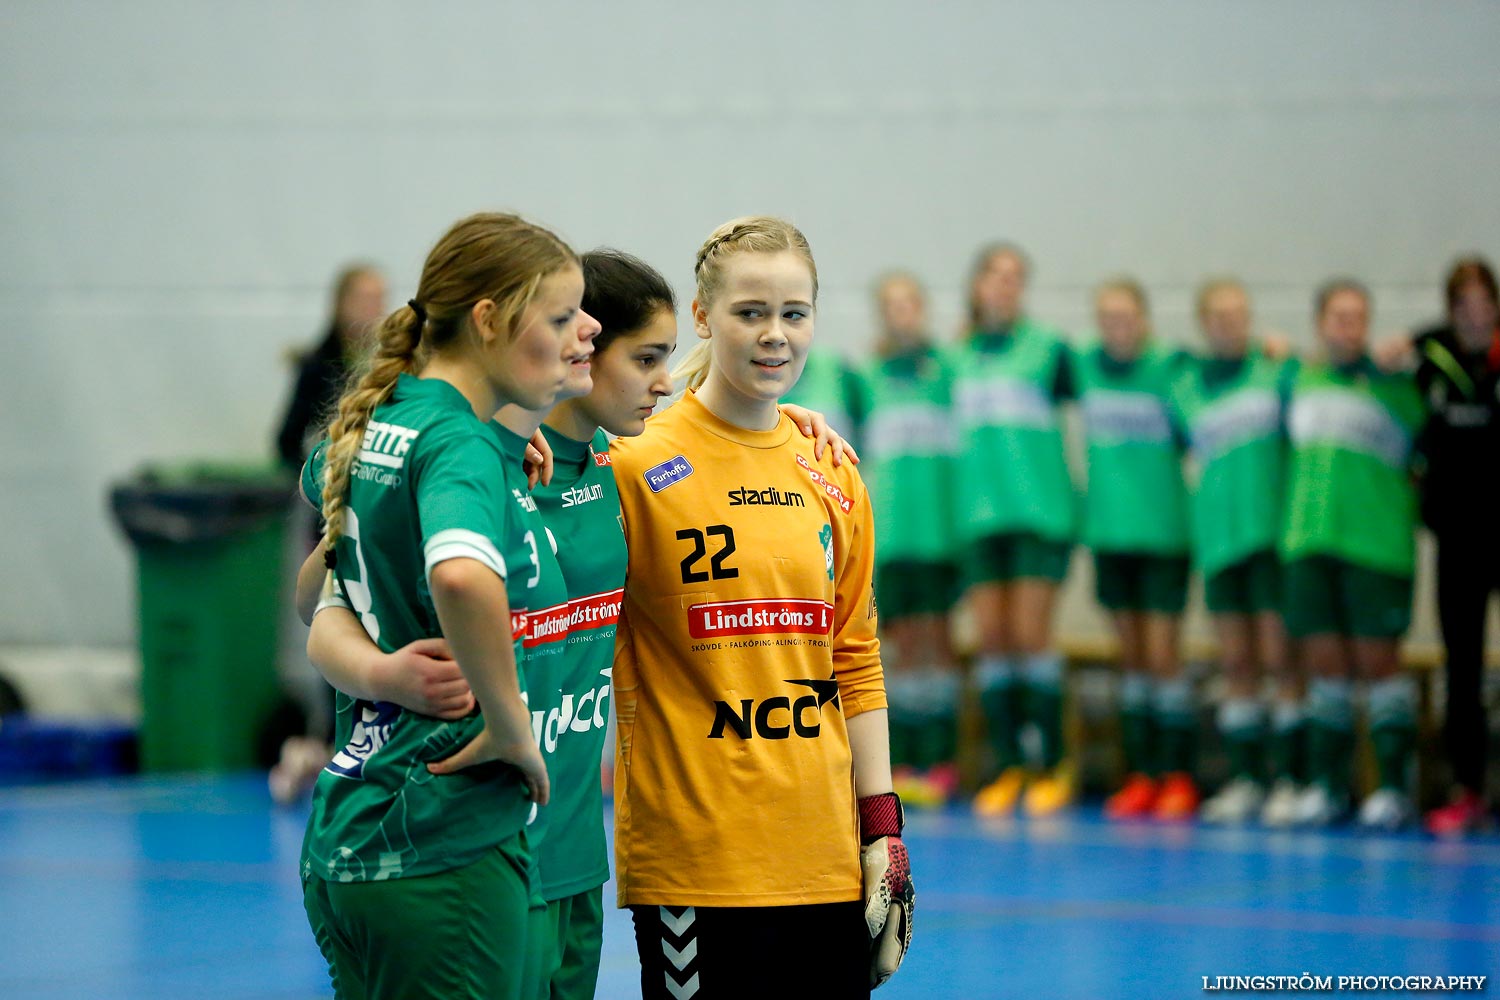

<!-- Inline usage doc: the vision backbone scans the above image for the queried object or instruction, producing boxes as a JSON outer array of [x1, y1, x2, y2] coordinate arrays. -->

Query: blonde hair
[[672, 215, 817, 391], [320, 212, 576, 547]]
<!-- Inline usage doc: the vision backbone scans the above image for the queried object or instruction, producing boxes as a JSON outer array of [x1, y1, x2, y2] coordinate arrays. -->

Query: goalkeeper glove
[[858, 791, 914, 988]]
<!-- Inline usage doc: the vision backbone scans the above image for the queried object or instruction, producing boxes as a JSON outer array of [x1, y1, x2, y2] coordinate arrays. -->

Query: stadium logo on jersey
[[727, 485, 807, 508], [794, 454, 856, 514], [512, 487, 538, 513], [357, 421, 419, 469], [709, 677, 841, 740], [645, 455, 693, 492], [592, 449, 613, 467], [532, 667, 612, 753], [567, 588, 623, 632], [819, 523, 834, 580], [326, 701, 401, 780], [688, 598, 834, 638], [561, 483, 605, 508]]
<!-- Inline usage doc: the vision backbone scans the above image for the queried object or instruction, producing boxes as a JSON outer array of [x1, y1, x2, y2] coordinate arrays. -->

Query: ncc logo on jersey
[[710, 677, 842, 740], [644, 455, 693, 493], [532, 667, 612, 754]]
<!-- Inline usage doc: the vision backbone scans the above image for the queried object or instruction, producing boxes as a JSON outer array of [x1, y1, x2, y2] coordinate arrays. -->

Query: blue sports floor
[[1, 775, 1495, 999]]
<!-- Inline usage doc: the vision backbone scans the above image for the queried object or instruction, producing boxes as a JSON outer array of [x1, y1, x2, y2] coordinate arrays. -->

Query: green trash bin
[[109, 462, 294, 772]]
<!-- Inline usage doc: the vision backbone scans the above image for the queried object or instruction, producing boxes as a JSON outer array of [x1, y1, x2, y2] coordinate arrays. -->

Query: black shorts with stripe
[[631, 900, 869, 999]]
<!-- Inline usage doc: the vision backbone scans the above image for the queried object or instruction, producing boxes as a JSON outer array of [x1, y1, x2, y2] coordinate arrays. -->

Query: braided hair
[[672, 216, 817, 391], [320, 212, 576, 548]]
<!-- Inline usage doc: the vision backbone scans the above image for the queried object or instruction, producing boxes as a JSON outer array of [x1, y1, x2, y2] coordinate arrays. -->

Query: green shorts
[[875, 558, 959, 621], [520, 901, 550, 1000], [303, 831, 531, 1000], [543, 886, 605, 1000], [1282, 555, 1413, 639], [1203, 550, 1282, 615], [1093, 552, 1190, 614], [963, 532, 1072, 587]]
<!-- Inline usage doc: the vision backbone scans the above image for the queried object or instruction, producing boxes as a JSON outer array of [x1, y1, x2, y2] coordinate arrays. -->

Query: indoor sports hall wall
[[2, 0, 1497, 653]]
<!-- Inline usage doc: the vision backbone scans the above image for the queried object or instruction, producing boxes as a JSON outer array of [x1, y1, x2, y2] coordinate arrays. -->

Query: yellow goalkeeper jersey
[[610, 390, 887, 908]]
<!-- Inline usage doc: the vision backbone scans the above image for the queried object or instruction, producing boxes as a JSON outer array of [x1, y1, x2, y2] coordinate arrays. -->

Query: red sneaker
[[1153, 772, 1201, 821], [1425, 790, 1489, 837], [1105, 773, 1158, 819]]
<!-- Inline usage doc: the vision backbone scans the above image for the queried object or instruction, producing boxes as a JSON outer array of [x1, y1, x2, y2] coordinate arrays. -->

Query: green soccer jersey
[[299, 374, 533, 885], [782, 349, 861, 448], [1281, 358, 1425, 576], [1170, 353, 1293, 577], [489, 422, 573, 903], [530, 425, 626, 901], [1074, 343, 1191, 555], [950, 319, 1077, 543], [855, 345, 958, 564]]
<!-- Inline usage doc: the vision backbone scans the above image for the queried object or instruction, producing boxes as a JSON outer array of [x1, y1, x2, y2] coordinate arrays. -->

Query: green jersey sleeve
[[414, 424, 513, 585]]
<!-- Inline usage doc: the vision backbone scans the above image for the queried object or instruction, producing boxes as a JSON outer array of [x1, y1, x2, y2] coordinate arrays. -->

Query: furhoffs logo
[[644, 455, 693, 493]]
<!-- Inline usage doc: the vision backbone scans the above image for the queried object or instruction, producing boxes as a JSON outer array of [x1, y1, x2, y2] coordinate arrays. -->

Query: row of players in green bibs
[[301, 406, 623, 999], [784, 268, 1425, 829]]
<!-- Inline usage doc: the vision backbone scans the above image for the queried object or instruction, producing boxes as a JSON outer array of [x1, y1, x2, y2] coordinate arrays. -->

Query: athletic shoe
[[1260, 779, 1303, 828], [1023, 761, 1074, 817], [1201, 778, 1266, 825], [1425, 790, 1490, 837], [1357, 789, 1414, 831], [1104, 773, 1158, 820], [1153, 772, 1201, 821], [973, 766, 1026, 817], [1292, 782, 1349, 827]]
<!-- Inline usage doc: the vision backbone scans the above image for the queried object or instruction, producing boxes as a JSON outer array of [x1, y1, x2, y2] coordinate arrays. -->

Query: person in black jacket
[[267, 263, 384, 803], [274, 263, 387, 471], [1412, 256, 1500, 835]]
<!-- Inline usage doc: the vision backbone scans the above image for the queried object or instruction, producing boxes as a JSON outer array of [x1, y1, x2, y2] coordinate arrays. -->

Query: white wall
[[3, 0, 1498, 645]]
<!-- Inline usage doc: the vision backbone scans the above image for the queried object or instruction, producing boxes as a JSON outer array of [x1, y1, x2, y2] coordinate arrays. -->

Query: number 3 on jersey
[[523, 530, 541, 588], [339, 509, 381, 642], [678, 524, 738, 584]]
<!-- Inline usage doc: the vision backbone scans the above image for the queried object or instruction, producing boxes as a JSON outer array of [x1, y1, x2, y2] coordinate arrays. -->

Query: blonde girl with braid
[[611, 217, 913, 997], [298, 212, 599, 1000]]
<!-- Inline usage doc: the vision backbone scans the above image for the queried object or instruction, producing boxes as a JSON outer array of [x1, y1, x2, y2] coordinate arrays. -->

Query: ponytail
[[321, 304, 424, 546], [671, 340, 714, 392]]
